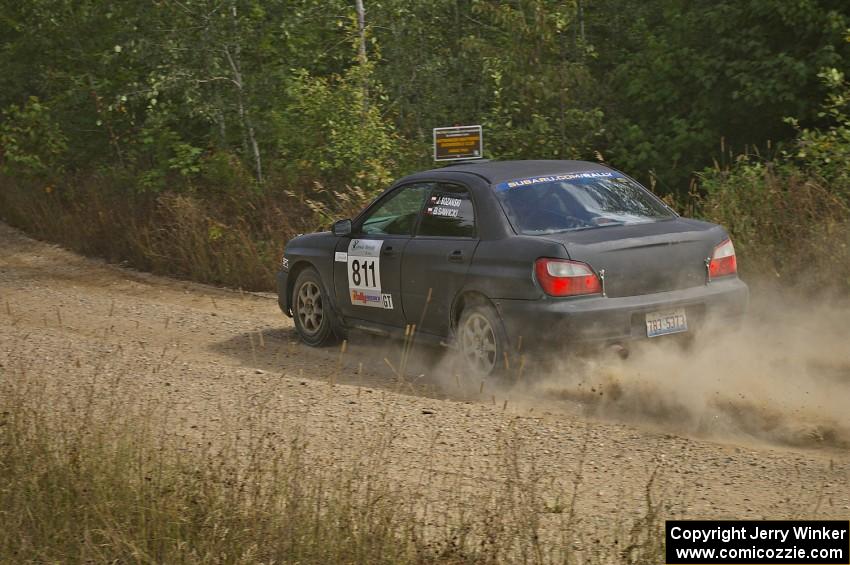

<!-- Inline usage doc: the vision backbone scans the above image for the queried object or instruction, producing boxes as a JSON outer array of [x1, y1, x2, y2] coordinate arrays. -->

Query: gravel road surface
[[1, 221, 847, 539]]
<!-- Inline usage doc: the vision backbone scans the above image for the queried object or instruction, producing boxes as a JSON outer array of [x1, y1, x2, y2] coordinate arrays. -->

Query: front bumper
[[276, 269, 291, 317], [494, 277, 748, 346]]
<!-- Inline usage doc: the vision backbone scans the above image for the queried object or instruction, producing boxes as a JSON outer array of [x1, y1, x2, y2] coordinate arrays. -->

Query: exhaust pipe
[[609, 342, 629, 360]]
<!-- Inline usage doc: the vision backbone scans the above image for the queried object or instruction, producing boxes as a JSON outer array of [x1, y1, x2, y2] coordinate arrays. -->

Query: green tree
[[0, 97, 67, 179], [371, 0, 602, 161], [585, 0, 850, 194]]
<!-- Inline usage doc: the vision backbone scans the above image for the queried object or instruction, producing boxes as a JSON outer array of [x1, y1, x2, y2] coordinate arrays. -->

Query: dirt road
[[1, 221, 848, 535]]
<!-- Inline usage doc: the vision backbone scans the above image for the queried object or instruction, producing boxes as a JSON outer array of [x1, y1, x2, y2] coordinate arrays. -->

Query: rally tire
[[456, 302, 513, 379], [292, 267, 338, 347]]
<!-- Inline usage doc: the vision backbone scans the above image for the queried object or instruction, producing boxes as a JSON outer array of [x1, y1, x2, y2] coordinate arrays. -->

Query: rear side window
[[418, 184, 476, 238]]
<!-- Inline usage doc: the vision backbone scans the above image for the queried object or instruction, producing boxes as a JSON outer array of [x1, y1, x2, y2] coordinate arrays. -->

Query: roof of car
[[427, 159, 613, 185]]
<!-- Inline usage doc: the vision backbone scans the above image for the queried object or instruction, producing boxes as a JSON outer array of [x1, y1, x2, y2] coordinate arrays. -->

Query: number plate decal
[[645, 308, 688, 338], [347, 239, 384, 308]]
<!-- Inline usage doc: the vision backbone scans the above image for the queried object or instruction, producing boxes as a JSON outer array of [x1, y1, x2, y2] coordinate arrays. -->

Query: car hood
[[541, 218, 727, 297]]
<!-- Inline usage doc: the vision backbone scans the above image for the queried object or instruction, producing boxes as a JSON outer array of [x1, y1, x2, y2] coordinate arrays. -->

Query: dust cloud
[[431, 287, 850, 450]]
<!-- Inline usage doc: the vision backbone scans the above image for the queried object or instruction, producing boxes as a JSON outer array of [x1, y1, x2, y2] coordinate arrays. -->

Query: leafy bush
[[700, 162, 850, 289], [0, 97, 67, 179], [698, 68, 850, 290], [274, 65, 406, 202]]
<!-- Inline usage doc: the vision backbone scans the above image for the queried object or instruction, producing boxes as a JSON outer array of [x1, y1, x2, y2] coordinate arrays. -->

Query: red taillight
[[709, 238, 737, 278], [534, 258, 602, 297]]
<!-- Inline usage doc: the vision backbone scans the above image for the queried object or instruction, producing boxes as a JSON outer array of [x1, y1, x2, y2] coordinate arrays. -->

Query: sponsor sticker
[[335, 251, 348, 262], [350, 289, 383, 307], [494, 171, 617, 191], [348, 238, 382, 257], [349, 290, 393, 309]]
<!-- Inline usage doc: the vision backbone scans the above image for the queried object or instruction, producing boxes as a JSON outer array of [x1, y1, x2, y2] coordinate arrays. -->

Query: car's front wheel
[[457, 302, 511, 378], [292, 268, 337, 346]]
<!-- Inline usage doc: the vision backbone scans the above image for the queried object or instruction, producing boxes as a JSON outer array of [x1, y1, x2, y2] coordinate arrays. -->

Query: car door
[[333, 182, 432, 328], [401, 182, 479, 337]]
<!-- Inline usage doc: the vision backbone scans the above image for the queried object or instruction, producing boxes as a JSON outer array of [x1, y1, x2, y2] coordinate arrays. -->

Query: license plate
[[645, 308, 688, 338]]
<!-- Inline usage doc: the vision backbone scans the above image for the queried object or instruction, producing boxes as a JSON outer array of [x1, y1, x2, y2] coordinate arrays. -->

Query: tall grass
[[698, 159, 850, 291], [0, 344, 666, 564], [5, 158, 850, 297], [0, 174, 327, 291]]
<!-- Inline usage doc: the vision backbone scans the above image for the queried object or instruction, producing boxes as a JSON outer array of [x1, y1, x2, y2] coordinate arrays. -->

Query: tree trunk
[[224, 42, 263, 185], [221, 3, 263, 185], [355, 0, 369, 117]]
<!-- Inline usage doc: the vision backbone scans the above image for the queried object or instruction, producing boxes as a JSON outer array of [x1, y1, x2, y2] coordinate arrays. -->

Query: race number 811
[[349, 258, 379, 289]]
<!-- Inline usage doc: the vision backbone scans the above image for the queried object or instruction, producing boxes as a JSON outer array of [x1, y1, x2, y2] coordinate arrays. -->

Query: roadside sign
[[433, 125, 483, 161]]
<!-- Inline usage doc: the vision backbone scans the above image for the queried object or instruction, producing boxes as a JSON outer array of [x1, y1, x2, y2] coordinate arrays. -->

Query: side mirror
[[332, 219, 352, 237]]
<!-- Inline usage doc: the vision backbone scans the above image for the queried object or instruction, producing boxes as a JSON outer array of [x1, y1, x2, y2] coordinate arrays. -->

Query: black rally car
[[277, 160, 748, 375]]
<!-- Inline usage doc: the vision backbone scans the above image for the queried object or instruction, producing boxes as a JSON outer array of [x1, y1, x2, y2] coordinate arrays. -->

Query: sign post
[[433, 125, 483, 161]]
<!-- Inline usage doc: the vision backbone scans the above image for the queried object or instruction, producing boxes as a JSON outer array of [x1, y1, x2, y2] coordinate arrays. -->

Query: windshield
[[495, 171, 675, 235]]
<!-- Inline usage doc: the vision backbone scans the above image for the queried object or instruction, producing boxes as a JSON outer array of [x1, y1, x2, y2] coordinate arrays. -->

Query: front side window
[[418, 183, 476, 238], [360, 183, 431, 236], [495, 171, 675, 235]]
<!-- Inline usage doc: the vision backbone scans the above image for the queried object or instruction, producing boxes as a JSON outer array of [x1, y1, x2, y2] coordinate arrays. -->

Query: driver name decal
[[425, 193, 462, 218]]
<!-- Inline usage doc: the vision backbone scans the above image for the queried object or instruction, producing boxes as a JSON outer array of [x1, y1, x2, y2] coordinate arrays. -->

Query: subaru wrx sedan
[[277, 160, 748, 376]]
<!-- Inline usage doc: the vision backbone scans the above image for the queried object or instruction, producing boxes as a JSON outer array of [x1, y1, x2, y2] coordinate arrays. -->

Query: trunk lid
[[543, 218, 725, 297]]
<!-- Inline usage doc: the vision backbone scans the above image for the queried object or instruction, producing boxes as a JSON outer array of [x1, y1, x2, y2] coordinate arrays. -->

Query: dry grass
[[4, 156, 850, 295], [0, 174, 324, 291], [697, 161, 850, 291], [0, 342, 667, 564]]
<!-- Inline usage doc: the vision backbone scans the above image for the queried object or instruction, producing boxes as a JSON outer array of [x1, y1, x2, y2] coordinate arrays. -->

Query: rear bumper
[[494, 277, 748, 346]]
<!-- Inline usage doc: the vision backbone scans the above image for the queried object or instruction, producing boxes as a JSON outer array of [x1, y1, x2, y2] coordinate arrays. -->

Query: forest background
[[1, 0, 849, 291]]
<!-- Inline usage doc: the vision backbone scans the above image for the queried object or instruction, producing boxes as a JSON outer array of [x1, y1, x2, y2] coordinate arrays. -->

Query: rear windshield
[[495, 171, 675, 235]]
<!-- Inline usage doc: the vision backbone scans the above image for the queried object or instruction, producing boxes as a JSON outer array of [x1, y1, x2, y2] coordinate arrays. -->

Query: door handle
[[448, 249, 464, 263], [382, 245, 394, 256]]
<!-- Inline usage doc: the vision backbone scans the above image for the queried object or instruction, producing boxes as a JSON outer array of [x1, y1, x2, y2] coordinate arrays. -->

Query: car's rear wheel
[[457, 303, 511, 378], [292, 268, 337, 346]]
